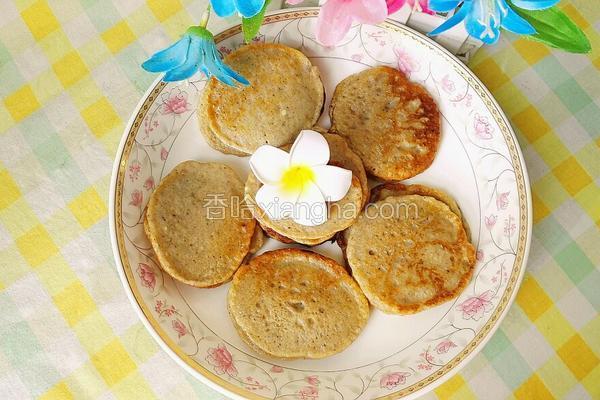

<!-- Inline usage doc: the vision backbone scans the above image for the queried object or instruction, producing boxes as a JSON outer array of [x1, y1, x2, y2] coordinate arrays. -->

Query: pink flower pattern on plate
[[306, 376, 319, 386], [474, 113, 493, 139], [270, 365, 283, 373], [394, 46, 419, 77], [129, 190, 143, 208], [456, 290, 494, 321], [379, 372, 410, 390], [435, 339, 457, 354], [496, 192, 510, 210], [160, 147, 169, 161], [137, 263, 155, 290], [172, 319, 187, 338], [441, 74, 455, 93], [298, 385, 318, 400], [128, 161, 141, 181], [485, 214, 497, 230], [143, 176, 154, 190], [160, 90, 189, 115], [207, 344, 238, 376]]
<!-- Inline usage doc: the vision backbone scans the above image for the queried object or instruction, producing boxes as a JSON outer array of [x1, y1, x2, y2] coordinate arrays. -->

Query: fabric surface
[[0, 1, 598, 399]]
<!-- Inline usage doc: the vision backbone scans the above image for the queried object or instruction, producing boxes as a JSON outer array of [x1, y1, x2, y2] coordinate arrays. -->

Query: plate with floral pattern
[[109, 8, 532, 400]]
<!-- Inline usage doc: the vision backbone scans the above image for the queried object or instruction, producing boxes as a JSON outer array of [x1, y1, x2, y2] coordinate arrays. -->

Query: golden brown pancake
[[344, 194, 475, 314], [144, 161, 255, 287], [330, 66, 440, 180], [228, 249, 369, 359], [201, 44, 324, 154]]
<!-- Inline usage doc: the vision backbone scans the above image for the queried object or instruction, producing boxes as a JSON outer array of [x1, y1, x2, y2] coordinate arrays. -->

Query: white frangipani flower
[[249, 130, 353, 226]]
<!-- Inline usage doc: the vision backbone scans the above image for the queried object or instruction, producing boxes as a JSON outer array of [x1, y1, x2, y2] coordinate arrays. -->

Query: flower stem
[[200, 4, 211, 28]]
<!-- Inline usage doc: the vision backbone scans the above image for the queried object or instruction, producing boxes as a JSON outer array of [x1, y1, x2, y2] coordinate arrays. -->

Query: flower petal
[[210, 0, 236, 17], [499, 0, 535, 34], [429, 2, 470, 36], [387, 0, 407, 14], [351, 0, 388, 24], [312, 165, 353, 202], [163, 37, 201, 81], [510, 0, 559, 10], [428, 0, 461, 12], [202, 42, 234, 86], [209, 45, 249, 85], [142, 36, 190, 72], [465, 0, 502, 44], [249, 146, 290, 185], [316, 0, 354, 46], [255, 184, 299, 220], [234, 0, 265, 18], [293, 183, 327, 226], [290, 130, 329, 167]]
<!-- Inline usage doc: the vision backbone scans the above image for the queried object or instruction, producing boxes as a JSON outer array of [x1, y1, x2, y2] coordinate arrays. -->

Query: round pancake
[[330, 66, 440, 180], [228, 249, 369, 359], [245, 173, 363, 244], [144, 161, 255, 287], [370, 182, 470, 240], [345, 194, 475, 314], [202, 43, 324, 154]]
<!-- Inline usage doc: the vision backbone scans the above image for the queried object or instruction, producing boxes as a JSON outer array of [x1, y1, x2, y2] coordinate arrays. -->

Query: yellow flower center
[[280, 165, 315, 194]]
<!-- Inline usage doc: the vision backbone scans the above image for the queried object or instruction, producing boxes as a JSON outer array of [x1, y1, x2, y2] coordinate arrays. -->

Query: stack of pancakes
[[144, 44, 476, 360]]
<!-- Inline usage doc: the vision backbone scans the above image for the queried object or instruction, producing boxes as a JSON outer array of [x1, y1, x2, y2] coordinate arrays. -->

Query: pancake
[[228, 249, 369, 359], [201, 43, 324, 154], [198, 93, 246, 156], [144, 161, 255, 287], [330, 66, 441, 180], [344, 194, 475, 314], [370, 182, 470, 240], [245, 173, 363, 245]]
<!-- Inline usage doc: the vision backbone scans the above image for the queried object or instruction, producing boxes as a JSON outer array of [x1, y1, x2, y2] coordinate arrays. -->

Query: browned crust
[[330, 66, 441, 180], [228, 249, 370, 359], [144, 162, 255, 288]]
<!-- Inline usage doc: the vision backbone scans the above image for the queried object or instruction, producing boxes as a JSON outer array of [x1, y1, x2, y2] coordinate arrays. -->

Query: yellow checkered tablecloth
[[0, 1, 598, 399]]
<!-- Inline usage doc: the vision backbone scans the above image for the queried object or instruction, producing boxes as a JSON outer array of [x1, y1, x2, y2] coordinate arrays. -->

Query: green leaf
[[510, 5, 591, 53], [242, 0, 270, 43]]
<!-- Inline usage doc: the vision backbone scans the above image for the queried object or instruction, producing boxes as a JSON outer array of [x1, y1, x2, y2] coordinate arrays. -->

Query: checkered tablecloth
[[1, 1, 598, 399]]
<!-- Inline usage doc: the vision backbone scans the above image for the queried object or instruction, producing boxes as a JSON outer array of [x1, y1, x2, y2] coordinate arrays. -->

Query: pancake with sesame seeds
[[330, 66, 441, 180], [343, 194, 475, 314], [200, 43, 324, 155], [144, 161, 255, 287], [228, 249, 369, 359]]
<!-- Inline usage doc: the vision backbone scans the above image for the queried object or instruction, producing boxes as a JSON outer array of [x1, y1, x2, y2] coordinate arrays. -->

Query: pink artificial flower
[[306, 376, 320, 386], [172, 319, 187, 338], [474, 113, 493, 139], [160, 147, 169, 161], [207, 345, 238, 376], [160, 90, 189, 114], [380, 372, 410, 390], [143, 176, 155, 190], [129, 189, 143, 208], [496, 192, 510, 210], [137, 263, 155, 290], [456, 290, 494, 321], [485, 214, 497, 230], [434, 339, 457, 354], [386, 0, 434, 15], [315, 0, 388, 47], [270, 365, 283, 373], [298, 386, 318, 400]]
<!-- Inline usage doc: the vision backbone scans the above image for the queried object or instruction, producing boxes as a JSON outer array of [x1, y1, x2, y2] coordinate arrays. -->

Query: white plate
[[109, 8, 532, 400]]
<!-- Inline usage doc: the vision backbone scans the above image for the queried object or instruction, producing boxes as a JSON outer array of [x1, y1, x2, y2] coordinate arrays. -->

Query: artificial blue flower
[[142, 26, 248, 86], [429, 0, 560, 44], [209, 0, 265, 18]]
